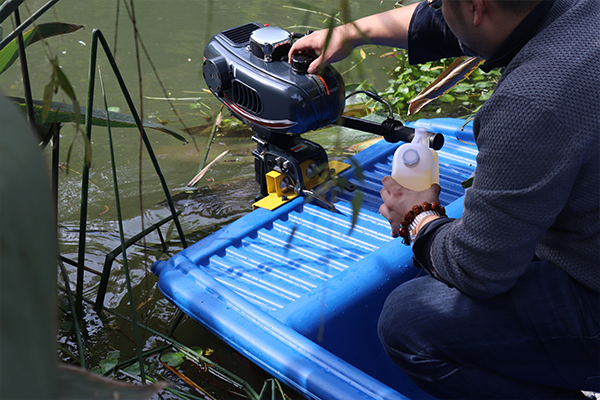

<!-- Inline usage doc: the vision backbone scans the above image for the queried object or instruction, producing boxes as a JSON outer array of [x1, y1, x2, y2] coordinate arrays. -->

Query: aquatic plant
[[377, 48, 502, 118]]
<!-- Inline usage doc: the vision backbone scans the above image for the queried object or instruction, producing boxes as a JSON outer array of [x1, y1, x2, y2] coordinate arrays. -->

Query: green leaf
[[97, 350, 120, 374], [475, 82, 492, 89], [0, 94, 58, 398], [54, 60, 78, 102], [350, 191, 363, 233], [50, 57, 81, 127], [90, 366, 102, 375], [122, 362, 148, 376], [0, 22, 83, 75], [60, 321, 74, 331], [9, 96, 187, 142], [99, 358, 118, 375], [42, 81, 55, 123], [160, 352, 185, 367], [438, 94, 455, 103], [461, 176, 474, 189]]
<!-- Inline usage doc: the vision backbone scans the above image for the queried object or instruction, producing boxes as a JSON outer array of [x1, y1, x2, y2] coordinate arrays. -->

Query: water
[[1, 0, 416, 397]]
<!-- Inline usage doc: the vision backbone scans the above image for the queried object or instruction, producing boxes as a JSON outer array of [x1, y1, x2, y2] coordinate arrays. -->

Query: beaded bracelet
[[398, 201, 446, 245]]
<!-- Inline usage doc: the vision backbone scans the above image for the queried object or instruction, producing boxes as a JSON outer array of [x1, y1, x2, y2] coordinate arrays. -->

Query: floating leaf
[[0, 23, 83, 75], [438, 94, 455, 103], [99, 358, 118, 374], [60, 320, 74, 331], [122, 362, 148, 376], [160, 352, 185, 368]]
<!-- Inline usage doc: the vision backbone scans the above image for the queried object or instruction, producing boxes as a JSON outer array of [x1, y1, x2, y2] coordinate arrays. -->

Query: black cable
[[345, 90, 394, 119]]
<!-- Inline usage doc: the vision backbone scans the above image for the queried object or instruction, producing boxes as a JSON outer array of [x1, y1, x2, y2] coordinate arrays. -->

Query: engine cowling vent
[[220, 23, 262, 46], [232, 80, 263, 115]]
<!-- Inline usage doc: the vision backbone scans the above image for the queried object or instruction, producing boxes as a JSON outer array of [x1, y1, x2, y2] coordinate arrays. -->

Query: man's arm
[[288, 4, 419, 74]]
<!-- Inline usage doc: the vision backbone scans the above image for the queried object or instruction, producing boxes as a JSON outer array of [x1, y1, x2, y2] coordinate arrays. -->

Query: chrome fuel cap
[[249, 26, 292, 62]]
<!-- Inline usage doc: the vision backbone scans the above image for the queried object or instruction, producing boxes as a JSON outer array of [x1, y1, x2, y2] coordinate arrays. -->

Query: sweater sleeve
[[412, 93, 584, 299], [407, 1, 464, 64]]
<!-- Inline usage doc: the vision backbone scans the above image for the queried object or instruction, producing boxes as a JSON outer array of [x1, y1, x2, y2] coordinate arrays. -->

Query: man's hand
[[288, 5, 418, 74], [379, 176, 441, 237], [288, 26, 357, 74]]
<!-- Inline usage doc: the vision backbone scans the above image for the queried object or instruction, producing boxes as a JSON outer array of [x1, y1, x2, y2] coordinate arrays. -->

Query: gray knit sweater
[[411, 0, 600, 298]]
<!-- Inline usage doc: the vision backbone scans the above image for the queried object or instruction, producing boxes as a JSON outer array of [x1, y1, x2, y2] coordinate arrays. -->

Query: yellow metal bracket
[[253, 160, 351, 211]]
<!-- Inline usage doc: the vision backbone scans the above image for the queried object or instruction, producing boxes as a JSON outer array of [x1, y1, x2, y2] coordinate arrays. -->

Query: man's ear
[[471, 0, 486, 26]]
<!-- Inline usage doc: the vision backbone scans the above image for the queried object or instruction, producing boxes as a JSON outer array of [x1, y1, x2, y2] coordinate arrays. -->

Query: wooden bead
[[431, 202, 440, 211], [412, 204, 422, 214], [421, 202, 431, 211], [404, 211, 415, 221], [401, 218, 410, 227], [398, 227, 408, 238]]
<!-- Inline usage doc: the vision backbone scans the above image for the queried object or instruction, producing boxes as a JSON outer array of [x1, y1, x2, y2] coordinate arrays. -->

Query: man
[[290, 0, 599, 398]]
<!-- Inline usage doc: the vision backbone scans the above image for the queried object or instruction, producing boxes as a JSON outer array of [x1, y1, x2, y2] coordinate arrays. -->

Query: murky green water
[[2, 0, 417, 397]]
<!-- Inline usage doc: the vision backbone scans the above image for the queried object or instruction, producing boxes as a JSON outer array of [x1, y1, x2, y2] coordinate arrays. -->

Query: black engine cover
[[203, 23, 345, 138]]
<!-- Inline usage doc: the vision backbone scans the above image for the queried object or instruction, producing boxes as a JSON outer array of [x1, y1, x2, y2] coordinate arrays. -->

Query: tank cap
[[402, 149, 420, 166], [291, 53, 315, 74]]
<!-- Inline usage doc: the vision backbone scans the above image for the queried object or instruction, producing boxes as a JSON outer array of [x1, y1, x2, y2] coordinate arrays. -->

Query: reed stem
[[100, 66, 146, 383]]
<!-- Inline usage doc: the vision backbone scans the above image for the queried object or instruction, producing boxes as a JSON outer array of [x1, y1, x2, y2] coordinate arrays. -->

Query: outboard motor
[[203, 23, 443, 210]]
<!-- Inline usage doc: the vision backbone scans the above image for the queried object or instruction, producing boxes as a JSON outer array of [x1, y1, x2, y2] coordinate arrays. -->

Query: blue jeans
[[377, 260, 599, 399]]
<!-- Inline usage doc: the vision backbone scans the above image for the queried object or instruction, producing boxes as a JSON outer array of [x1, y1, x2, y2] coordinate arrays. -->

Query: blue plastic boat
[[152, 117, 478, 400]]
